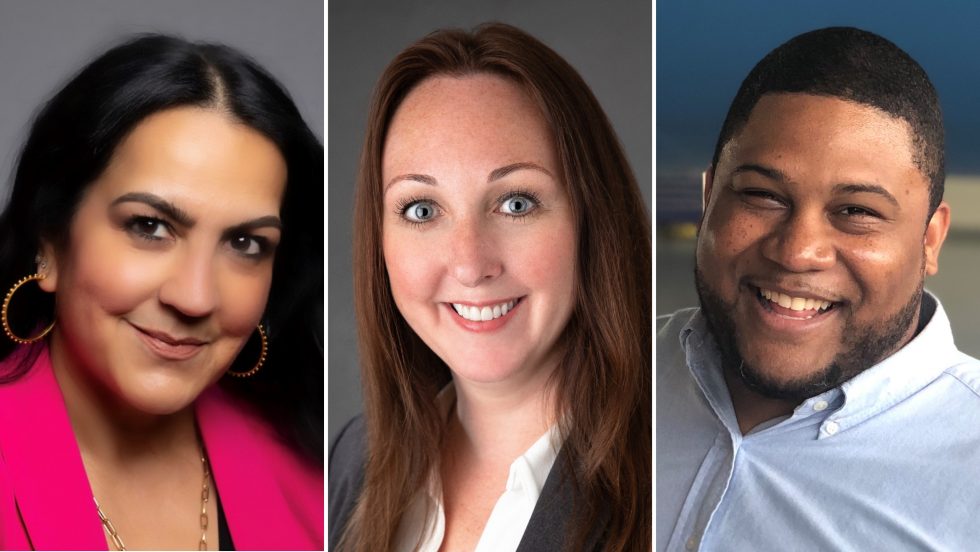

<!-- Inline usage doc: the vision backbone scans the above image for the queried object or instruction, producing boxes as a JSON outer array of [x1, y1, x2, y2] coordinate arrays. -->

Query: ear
[[36, 241, 59, 293], [697, 165, 715, 232], [924, 201, 950, 276]]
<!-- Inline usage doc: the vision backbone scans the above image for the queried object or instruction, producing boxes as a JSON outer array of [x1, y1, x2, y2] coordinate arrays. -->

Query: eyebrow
[[732, 164, 788, 182], [112, 192, 195, 227], [111, 192, 283, 230], [384, 162, 554, 193], [832, 183, 900, 208], [732, 164, 900, 208], [226, 216, 283, 232], [487, 162, 553, 182]]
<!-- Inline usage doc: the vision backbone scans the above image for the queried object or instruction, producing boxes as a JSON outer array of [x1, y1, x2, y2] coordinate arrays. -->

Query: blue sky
[[657, 1, 980, 175]]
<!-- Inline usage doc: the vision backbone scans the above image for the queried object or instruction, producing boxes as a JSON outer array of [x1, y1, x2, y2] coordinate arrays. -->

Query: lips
[[451, 299, 518, 322], [751, 285, 840, 326], [758, 287, 834, 312], [128, 321, 208, 361], [447, 297, 523, 332]]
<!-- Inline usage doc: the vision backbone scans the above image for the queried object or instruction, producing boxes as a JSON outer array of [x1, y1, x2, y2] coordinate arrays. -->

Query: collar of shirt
[[678, 291, 959, 440], [393, 382, 562, 552]]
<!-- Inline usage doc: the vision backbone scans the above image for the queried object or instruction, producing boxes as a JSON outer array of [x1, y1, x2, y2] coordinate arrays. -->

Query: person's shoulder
[[942, 352, 980, 399], [328, 415, 366, 549]]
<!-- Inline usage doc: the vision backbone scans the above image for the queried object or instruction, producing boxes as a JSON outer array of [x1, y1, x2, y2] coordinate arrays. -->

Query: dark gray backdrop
[[328, 0, 652, 440], [0, 0, 323, 209]]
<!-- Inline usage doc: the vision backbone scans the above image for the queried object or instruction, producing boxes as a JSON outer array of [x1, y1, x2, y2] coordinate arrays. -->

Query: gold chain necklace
[[93, 451, 211, 551]]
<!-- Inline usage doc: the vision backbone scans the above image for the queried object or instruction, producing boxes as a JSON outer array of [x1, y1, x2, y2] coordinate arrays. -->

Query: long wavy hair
[[346, 23, 650, 551], [0, 34, 324, 464]]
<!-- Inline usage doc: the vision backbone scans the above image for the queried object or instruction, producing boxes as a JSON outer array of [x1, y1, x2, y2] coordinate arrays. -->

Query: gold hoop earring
[[2, 274, 55, 344], [227, 324, 267, 378]]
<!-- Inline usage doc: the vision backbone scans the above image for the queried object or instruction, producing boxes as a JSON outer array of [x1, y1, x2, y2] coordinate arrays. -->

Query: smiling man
[[657, 27, 980, 551]]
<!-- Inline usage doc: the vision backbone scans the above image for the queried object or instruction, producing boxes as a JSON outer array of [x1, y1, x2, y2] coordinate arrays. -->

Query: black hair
[[711, 26, 945, 215], [0, 34, 323, 464]]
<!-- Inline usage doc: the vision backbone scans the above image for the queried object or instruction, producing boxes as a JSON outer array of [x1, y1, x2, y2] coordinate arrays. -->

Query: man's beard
[[694, 267, 922, 403]]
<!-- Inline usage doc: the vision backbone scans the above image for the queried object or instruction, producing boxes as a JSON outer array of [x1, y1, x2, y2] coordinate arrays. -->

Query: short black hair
[[711, 26, 944, 215], [0, 34, 323, 463]]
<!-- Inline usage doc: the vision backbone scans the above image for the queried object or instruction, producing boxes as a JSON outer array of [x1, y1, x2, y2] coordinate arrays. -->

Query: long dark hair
[[0, 34, 324, 464], [346, 23, 651, 550]]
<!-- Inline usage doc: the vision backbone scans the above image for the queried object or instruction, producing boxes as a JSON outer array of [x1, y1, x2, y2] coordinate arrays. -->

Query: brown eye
[[125, 216, 172, 241], [229, 234, 264, 256]]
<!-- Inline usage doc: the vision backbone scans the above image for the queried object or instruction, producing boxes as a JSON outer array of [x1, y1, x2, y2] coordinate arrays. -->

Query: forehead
[[719, 92, 928, 200], [96, 106, 287, 213], [382, 74, 556, 178]]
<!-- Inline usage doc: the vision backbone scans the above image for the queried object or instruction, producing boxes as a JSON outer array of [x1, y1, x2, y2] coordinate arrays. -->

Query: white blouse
[[393, 386, 561, 552]]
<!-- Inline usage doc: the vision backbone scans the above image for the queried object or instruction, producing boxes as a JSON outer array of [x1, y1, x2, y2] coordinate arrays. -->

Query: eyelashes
[[393, 188, 543, 227], [122, 214, 274, 259], [124, 215, 173, 242]]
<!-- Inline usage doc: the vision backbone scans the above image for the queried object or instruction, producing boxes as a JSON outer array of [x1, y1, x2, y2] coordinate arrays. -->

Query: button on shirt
[[393, 385, 561, 552], [657, 293, 980, 551]]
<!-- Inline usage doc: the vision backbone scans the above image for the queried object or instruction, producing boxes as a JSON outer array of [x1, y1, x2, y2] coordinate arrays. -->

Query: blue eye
[[403, 200, 437, 222], [499, 194, 538, 216]]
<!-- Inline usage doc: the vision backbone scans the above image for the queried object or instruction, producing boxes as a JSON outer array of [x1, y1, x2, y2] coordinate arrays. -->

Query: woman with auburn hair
[[0, 35, 323, 549], [329, 23, 650, 551]]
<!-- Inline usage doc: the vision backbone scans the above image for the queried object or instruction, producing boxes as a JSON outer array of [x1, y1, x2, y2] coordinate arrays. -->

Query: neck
[[48, 330, 199, 463], [722, 362, 797, 435], [449, 361, 557, 462]]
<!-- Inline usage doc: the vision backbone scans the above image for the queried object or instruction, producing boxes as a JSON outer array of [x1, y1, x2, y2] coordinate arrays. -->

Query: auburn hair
[[345, 22, 650, 551]]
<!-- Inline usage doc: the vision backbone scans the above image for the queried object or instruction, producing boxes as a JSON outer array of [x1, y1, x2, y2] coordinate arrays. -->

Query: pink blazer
[[0, 346, 323, 550]]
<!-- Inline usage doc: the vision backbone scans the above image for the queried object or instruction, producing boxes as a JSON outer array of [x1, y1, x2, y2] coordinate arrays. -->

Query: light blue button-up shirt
[[657, 293, 980, 551]]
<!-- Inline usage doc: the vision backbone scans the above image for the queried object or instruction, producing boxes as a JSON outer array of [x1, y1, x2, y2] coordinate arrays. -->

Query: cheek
[[214, 266, 274, 336], [844, 235, 925, 300], [699, 209, 762, 271], [382, 226, 443, 305], [60, 234, 160, 316], [507, 220, 577, 302]]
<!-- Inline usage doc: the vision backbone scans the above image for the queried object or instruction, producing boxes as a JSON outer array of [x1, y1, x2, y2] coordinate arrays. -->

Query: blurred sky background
[[656, 1, 980, 356]]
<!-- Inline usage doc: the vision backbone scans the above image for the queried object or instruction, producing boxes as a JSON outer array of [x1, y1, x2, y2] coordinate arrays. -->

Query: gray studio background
[[0, 0, 323, 211], [329, 0, 652, 440], [657, 2, 980, 358]]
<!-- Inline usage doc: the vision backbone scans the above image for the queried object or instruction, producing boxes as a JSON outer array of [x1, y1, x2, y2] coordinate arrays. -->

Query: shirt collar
[[680, 291, 960, 438], [831, 292, 958, 433]]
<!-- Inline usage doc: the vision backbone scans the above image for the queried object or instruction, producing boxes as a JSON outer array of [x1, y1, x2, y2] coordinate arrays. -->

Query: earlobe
[[36, 242, 59, 293], [923, 201, 951, 276]]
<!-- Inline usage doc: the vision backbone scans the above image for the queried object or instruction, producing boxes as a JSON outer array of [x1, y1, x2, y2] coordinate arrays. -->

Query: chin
[[737, 353, 843, 402], [443, 349, 550, 387], [117, 378, 206, 416]]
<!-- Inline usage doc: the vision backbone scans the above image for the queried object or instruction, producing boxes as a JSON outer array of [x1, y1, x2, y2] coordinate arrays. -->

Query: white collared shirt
[[393, 386, 561, 552], [657, 292, 980, 551]]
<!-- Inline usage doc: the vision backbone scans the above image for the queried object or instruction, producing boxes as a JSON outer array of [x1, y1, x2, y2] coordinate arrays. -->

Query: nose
[[450, 218, 502, 286], [760, 209, 836, 272], [158, 246, 219, 318]]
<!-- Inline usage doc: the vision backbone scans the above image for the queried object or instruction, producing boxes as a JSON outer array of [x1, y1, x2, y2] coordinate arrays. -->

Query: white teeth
[[759, 288, 833, 312], [452, 300, 518, 322]]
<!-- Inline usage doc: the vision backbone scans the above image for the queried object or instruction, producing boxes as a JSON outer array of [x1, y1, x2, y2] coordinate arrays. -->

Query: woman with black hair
[[0, 35, 323, 549]]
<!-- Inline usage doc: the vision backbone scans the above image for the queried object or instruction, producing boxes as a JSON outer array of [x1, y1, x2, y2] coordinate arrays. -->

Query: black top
[[327, 415, 609, 551], [215, 481, 235, 550]]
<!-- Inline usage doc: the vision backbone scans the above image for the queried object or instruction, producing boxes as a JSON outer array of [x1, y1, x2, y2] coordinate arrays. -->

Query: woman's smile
[[126, 320, 209, 361], [446, 297, 524, 332]]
